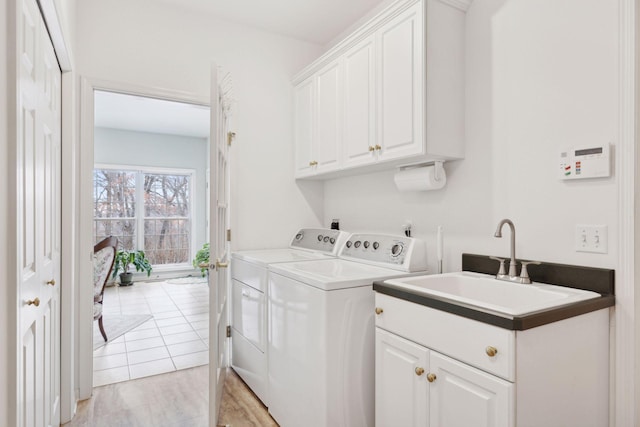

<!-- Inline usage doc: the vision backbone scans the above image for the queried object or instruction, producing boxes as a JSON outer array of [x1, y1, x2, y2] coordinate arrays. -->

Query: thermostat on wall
[[559, 144, 611, 180]]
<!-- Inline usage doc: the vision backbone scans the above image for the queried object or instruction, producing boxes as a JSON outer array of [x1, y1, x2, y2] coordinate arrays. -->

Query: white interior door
[[17, 0, 62, 425], [209, 65, 232, 425]]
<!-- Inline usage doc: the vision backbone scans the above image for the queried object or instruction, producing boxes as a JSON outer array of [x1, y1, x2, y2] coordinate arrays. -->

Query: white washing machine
[[230, 228, 349, 406], [267, 233, 428, 427]]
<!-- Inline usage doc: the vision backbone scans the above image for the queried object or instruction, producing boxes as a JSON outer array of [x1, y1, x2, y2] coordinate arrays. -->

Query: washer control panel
[[339, 233, 427, 272], [289, 228, 349, 255]]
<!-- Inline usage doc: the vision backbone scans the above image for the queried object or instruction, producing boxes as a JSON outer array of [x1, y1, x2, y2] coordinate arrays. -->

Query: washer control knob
[[346, 241, 353, 248], [295, 233, 303, 241], [373, 242, 380, 250], [364, 241, 370, 248], [354, 241, 362, 248], [391, 243, 403, 257], [323, 236, 330, 243], [317, 235, 323, 242], [330, 237, 336, 244]]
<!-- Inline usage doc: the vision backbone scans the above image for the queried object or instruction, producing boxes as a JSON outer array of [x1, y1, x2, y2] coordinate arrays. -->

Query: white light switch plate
[[575, 225, 608, 254]]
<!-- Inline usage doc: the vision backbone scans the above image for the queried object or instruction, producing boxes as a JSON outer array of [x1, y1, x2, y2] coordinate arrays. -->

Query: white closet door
[[17, 0, 62, 425]]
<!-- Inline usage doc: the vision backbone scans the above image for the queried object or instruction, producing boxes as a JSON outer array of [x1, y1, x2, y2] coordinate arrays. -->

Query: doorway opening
[[91, 90, 211, 387]]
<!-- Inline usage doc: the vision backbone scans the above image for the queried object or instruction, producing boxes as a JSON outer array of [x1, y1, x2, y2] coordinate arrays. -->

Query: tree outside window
[[94, 167, 193, 266]]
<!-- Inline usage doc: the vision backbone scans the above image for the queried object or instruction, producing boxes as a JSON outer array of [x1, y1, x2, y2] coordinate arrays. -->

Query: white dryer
[[230, 228, 349, 406], [267, 233, 428, 427]]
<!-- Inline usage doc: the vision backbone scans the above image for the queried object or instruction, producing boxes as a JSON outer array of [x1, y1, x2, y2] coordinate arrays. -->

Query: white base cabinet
[[376, 329, 512, 427], [375, 293, 610, 427]]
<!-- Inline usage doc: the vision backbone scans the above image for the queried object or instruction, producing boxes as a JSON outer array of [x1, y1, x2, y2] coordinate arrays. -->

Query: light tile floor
[[93, 279, 209, 387]]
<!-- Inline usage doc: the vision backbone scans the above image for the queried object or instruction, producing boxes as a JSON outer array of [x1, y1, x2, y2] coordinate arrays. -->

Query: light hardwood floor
[[63, 366, 277, 427]]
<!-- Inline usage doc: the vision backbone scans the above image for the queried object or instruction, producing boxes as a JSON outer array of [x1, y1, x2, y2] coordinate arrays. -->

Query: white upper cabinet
[[294, 60, 342, 177], [343, 35, 376, 168], [293, 0, 473, 179], [293, 77, 315, 177], [315, 59, 342, 173], [377, 2, 423, 162]]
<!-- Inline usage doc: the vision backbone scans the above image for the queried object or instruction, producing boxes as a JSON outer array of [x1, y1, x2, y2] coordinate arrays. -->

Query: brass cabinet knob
[[309, 160, 318, 166], [485, 346, 498, 357], [215, 259, 229, 269], [375, 307, 384, 315], [415, 367, 425, 376], [26, 297, 40, 307], [368, 146, 375, 152], [375, 144, 382, 150], [427, 373, 437, 383], [46, 279, 56, 286]]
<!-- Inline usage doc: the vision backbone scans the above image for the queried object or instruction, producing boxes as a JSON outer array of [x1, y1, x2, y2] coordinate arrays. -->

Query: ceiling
[[151, 0, 386, 44], [94, 91, 210, 138], [95, 1, 386, 136]]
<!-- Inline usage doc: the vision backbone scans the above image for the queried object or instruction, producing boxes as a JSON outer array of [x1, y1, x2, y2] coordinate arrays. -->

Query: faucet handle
[[489, 256, 506, 276], [519, 261, 541, 283]]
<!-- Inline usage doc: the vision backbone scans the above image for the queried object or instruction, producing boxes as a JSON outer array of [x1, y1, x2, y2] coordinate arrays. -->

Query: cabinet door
[[343, 35, 376, 168], [293, 77, 315, 177], [315, 59, 342, 173], [375, 328, 428, 427], [377, 2, 424, 162], [429, 352, 514, 427]]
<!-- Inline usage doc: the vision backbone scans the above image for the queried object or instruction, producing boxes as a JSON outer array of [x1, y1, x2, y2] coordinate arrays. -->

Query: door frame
[[616, 0, 637, 425], [76, 78, 210, 399]]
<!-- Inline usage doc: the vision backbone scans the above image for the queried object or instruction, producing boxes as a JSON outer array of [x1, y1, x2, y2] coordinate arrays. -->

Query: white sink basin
[[383, 271, 600, 316]]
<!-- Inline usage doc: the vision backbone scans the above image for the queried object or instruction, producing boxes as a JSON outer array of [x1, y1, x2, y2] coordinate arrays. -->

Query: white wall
[[75, 0, 325, 251], [94, 127, 209, 253], [324, 0, 619, 274]]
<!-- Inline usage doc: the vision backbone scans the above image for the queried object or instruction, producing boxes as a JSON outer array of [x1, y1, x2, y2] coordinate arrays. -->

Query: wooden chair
[[93, 236, 118, 342]]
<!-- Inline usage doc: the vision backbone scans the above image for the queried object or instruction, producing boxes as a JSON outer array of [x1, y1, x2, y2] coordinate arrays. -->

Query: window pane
[[93, 168, 193, 268], [144, 218, 190, 264], [94, 169, 136, 218], [144, 174, 190, 218], [93, 219, 136, 250]]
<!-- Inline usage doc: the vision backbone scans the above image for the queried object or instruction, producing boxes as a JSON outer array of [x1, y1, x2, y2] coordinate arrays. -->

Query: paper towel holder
[[394, 161, 446, 192], [397, 161, 445, 179]]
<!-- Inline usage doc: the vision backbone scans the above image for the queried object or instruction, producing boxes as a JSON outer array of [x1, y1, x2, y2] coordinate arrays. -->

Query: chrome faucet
[[491, 219, 540, 284], [494, 219, 517, 277]]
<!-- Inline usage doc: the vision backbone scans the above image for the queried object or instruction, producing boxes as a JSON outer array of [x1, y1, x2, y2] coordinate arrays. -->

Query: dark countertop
[[373, 254, 616, 331]]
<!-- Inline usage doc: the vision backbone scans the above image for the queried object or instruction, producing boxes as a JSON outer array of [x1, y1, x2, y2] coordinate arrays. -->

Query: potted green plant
[[193, 243, 210, 277], [112, 249, 153, 286]]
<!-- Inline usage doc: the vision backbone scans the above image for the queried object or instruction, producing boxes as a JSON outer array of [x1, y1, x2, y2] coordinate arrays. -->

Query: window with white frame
[[93, 166, 195, 266]]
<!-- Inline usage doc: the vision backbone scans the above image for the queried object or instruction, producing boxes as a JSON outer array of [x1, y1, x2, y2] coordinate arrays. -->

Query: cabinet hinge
[[226, 325, 231, 338], [227, 131, 236, 146], [227, 229, 231, 242]]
